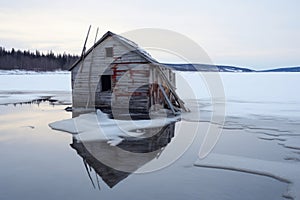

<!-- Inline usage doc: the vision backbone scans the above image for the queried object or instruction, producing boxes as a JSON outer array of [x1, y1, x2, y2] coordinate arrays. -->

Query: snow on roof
[[112, 33, 158, 64]]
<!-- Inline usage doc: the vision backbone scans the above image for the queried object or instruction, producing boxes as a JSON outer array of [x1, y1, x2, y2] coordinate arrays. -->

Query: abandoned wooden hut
[[69, 31, 187, 118]]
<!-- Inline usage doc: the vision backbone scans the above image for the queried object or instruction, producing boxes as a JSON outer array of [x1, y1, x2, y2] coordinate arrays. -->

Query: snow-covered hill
[[260, 66, 300, 72], [164, 63, 300, 72], [164, 63, 254, 72]]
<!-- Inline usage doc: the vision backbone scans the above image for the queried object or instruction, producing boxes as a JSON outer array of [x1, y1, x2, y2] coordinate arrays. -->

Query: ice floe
[[195, 153, 300, 200], [49, 109, 180, 146]]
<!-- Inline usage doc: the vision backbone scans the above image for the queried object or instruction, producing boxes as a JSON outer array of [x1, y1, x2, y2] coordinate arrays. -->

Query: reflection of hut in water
[[69, 31, 188, 118], [70, 122, 175, 188]]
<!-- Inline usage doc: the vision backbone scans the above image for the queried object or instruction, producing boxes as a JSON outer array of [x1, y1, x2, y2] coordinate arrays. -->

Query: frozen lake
[[0, 71, 300, 200]]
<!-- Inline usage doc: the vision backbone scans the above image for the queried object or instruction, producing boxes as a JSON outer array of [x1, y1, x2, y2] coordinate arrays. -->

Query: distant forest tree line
[[0, 47, 79, 71]]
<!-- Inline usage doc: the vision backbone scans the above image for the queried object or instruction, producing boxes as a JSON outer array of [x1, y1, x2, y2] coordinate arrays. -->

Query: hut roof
[[69, 31, 159, 71]]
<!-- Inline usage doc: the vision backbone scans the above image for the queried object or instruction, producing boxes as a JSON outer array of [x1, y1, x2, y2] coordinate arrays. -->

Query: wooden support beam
[[158, 84, 177, 115], [156, 65, 189, 112]]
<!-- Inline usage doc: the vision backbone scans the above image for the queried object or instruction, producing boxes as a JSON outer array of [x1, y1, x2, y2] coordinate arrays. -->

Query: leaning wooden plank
[[158, 84, 176, 115], [156, 64, 189, 112]]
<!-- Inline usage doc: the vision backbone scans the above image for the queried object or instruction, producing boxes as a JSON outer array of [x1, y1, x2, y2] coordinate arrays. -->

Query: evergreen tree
[[0, 46, 79, 71]]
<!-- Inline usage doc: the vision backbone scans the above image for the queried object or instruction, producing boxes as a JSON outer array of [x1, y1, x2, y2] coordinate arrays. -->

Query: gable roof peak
[[69, 31, 158, 71]]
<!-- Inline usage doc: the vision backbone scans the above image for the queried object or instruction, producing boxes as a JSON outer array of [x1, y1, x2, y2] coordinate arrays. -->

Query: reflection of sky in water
[[0, 102, 291, 200]]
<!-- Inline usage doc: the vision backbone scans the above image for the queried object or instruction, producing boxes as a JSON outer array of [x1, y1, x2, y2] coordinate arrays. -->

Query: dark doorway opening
[[101, 75, 111, 91]]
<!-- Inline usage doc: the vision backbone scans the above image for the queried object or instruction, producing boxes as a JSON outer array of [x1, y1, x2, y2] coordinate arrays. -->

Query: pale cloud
[[0, 0, 300, 69]]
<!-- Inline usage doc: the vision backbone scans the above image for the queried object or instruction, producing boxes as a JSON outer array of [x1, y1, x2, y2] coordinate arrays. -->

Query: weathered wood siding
[[72, 36, 137, 109], [111, 63, 150, 111]]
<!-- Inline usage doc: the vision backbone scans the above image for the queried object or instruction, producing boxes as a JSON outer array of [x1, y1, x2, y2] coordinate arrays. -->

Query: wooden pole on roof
[[86, 27, 99, 108], [79, 25, 91, 73]]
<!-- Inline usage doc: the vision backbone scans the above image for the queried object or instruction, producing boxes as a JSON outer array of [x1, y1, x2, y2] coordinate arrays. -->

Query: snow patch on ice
[[195, 153, 300, 200], [49, 109, 180, 146]]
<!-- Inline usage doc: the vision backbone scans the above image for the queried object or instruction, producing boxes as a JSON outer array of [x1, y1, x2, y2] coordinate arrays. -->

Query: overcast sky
[[1, 0, 299, 69]]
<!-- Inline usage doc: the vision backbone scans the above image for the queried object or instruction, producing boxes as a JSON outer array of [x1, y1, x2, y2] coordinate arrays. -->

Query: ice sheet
[[0, 72, 70, 92], [0, 92, 71, 105], [195, 153, 300, 200], [0, 93, 52, 105], [177, 72, 300, 102]]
